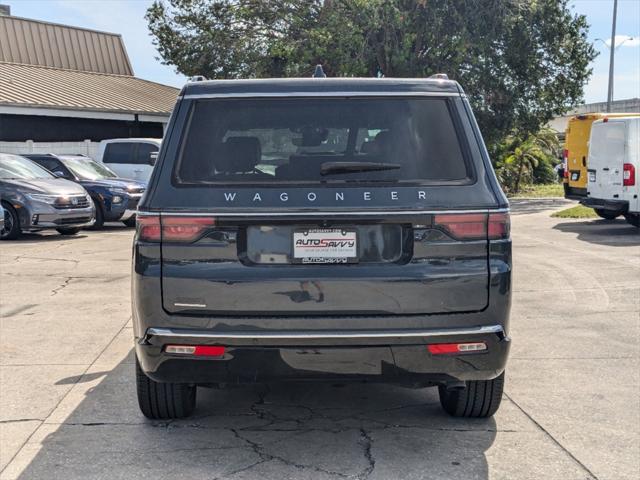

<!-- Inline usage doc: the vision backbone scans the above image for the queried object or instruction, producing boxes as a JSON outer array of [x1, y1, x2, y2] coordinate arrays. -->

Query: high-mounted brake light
[[161, 216, 216, 243], [623, 163, 636, 187], [165, 345, 226, 357], [136, 214, 161, 242], [428, 342, 487, 355]]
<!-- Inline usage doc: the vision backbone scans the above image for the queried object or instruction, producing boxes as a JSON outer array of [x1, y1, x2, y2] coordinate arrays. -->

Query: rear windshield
[[175, 97, 472, 185]]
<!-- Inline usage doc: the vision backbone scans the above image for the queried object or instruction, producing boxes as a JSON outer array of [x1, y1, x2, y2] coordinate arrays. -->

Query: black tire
[[438, 372, 505, 418], [594, 209, 619, 220], [135, 358, 196, 419], [122, 215, 136, 227], [56, 227, 80, 235], [1, 203, 21, 240], [89, 197, 104, 229], [624, 213, 640, 227]]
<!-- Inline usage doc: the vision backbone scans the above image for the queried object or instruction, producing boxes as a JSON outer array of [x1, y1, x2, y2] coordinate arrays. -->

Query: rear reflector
[[165, 345, 226, 357], [623, 163, 636, 187], [434, 212, 510, 240], [428, 342, 487, 355]]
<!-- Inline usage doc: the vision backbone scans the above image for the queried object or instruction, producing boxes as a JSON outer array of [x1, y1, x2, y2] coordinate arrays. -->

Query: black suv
[[133, 76, 511, 420]]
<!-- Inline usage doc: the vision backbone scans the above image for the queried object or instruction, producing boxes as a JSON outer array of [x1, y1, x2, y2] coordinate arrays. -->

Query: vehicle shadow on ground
[[553, 220, 640, 247], [15, 353, 496, 480]]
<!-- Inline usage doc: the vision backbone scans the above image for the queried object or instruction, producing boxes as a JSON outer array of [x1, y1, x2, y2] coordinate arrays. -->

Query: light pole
[[607, 0, 618, 112], [594, 32, 635, 112]]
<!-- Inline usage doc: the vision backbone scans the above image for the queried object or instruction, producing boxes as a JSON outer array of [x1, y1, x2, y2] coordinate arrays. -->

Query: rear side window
[[103, 143, 134, 164], [175, 97, 472, 185], [136, 143, 159, 165]]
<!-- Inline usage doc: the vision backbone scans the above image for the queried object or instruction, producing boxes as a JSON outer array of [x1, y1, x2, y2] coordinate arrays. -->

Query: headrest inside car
[[215, 136, 262, 174]]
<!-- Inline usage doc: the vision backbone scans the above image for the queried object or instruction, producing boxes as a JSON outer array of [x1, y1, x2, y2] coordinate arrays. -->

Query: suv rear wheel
[[438, 372, 505, 418], [135, 358, 196, 419], [594, 209, 620, 220]]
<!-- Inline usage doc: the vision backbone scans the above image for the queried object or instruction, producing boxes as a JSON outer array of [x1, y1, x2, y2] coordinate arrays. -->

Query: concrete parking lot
[[1, 200, 638, 480]]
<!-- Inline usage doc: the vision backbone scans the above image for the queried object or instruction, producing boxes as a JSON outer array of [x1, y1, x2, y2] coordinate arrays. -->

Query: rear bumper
[[580, 197, 629, 213], [136, 325, 510, 385], [564, 184, 587, 200]]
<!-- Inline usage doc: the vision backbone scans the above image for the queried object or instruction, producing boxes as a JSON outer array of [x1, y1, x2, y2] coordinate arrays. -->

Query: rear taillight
[[563, 149, 569, 178], [135, 215, 215, 243], [623, 163, 636, 186], [136, 214, 161, 242], [433, 213, 486, 240], [161, 216, 216, 242], [433, 212, 510, 241], [488, 212, 510, 239]]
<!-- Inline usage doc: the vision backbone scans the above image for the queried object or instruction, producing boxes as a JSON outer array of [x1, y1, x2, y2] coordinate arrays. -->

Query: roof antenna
[[312, 65, 326, 78]]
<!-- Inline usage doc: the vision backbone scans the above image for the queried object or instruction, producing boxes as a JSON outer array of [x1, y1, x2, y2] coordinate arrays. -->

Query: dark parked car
[[24, 154, 146, 228], [133, 75, 512, 420], [0, 153, 94, 239]]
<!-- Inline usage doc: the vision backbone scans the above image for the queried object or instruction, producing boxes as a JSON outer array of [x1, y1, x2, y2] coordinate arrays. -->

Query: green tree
[[146, 0, 596, 154]]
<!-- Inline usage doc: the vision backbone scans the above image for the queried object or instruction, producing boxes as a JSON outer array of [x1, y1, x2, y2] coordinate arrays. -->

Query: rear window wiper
[[320, 161, 401, 176]]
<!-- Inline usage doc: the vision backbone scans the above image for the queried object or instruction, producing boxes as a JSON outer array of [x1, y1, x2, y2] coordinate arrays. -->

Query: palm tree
[[501, 129, 559, 193]]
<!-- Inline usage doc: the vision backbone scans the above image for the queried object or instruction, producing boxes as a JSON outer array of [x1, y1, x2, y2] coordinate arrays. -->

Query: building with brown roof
[[0, 7, 179, 143]]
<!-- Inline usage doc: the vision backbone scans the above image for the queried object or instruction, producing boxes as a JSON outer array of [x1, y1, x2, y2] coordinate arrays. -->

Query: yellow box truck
[[563, 113, 639, 204]]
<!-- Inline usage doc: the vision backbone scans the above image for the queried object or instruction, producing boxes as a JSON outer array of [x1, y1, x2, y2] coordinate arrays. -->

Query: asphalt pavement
[[1, 199, 638, 480]]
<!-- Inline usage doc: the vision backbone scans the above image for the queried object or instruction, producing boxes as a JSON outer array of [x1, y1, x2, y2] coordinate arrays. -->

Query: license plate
[[571, 172, 579, 181], [293, 229, 357, 264], [589, 171, 596, 183]]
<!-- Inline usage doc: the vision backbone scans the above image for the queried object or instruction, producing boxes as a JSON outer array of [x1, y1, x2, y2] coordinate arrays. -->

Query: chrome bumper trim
[[144, 325, 505, 347]]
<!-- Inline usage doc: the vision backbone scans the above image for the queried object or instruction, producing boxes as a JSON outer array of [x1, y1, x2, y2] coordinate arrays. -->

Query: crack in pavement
[[50, 277, 74, 296], [227, 428, 351, 479], [358, 428, 375, 479]]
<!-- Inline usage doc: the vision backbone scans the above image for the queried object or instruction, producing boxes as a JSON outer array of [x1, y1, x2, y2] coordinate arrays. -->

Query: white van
[[583, 116, 639, 227], [96, 138, 161, 182]]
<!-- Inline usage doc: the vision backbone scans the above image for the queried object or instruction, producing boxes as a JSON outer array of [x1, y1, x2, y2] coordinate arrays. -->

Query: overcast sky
[[8, 0, 640, 104]]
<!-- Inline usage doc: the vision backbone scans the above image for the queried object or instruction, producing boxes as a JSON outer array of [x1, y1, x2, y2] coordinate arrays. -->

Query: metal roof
[[182, 77, 462, 97], [0, 62, 178, 115], [0, 15, 133, 76]]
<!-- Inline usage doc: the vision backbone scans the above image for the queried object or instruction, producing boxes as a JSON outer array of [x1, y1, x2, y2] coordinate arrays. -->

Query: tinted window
[[62, 157, 118, 180], [175, 98, 471, 185], [136, 143, 158, 165], [32, 157, 64, 174], [103, 143, 134, 164], [0, 155, 55, 179]]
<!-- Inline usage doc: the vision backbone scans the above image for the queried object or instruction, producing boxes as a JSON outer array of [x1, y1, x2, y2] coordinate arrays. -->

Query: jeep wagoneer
[[132, 75, 512, 419]]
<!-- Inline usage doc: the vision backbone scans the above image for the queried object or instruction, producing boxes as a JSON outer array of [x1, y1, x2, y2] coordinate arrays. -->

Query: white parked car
[[96, 138, 161, 182], [582, 116, 639, 227]]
